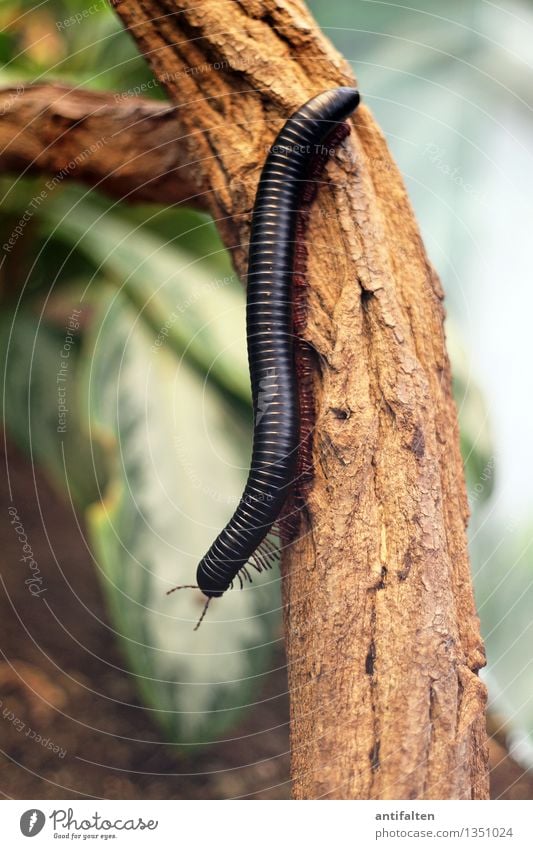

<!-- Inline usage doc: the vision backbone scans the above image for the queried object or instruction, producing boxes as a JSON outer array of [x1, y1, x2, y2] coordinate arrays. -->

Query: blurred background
[[0, 0, 531, 799]]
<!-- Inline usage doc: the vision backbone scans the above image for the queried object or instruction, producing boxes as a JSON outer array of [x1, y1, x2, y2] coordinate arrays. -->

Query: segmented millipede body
[[169, 87, 360, 625]]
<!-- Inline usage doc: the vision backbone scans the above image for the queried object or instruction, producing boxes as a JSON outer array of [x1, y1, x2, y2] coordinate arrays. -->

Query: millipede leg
[[194, 597, 211, 631], [166, 584, 200, 596]]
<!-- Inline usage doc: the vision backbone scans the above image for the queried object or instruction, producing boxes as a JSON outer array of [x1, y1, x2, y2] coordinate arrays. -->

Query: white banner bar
[[1, 799, 532, 848]]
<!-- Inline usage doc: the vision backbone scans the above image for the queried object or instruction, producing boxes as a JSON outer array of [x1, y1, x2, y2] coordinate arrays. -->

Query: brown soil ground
[[1, 435, 531, 800]]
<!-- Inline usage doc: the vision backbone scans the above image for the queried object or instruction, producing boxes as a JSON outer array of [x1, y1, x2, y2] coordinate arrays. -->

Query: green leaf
[[0, 303, 108, 509], [40, 192, 251, 413], [83, 289, 281, 744]]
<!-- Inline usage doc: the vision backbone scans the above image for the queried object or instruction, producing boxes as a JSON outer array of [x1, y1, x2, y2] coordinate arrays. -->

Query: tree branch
[[0, 84, 205, 207]]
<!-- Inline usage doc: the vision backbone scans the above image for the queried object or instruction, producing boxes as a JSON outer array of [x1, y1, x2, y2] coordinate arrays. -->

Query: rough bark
[[0, 84, 204, 206], [1, 0, 489, 799]]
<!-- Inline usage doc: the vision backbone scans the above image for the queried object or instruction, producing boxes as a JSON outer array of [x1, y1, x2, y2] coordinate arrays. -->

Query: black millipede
[[169, 86, 360, 627]]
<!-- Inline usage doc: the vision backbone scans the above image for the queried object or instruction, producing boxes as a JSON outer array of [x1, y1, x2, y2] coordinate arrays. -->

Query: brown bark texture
[[1, 0, 489, 799], [0, 84, 203, 206]]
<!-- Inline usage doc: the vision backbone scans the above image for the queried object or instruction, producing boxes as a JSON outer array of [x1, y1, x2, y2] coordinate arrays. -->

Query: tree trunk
[[2, 0, 489, 799]]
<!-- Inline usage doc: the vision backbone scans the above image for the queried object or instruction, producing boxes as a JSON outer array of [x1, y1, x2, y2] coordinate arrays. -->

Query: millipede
[[169, 87, 360, 628]]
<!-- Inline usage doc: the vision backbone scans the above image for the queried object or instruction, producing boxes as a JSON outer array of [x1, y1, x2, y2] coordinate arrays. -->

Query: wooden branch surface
[[0, 84, 204, 207]]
